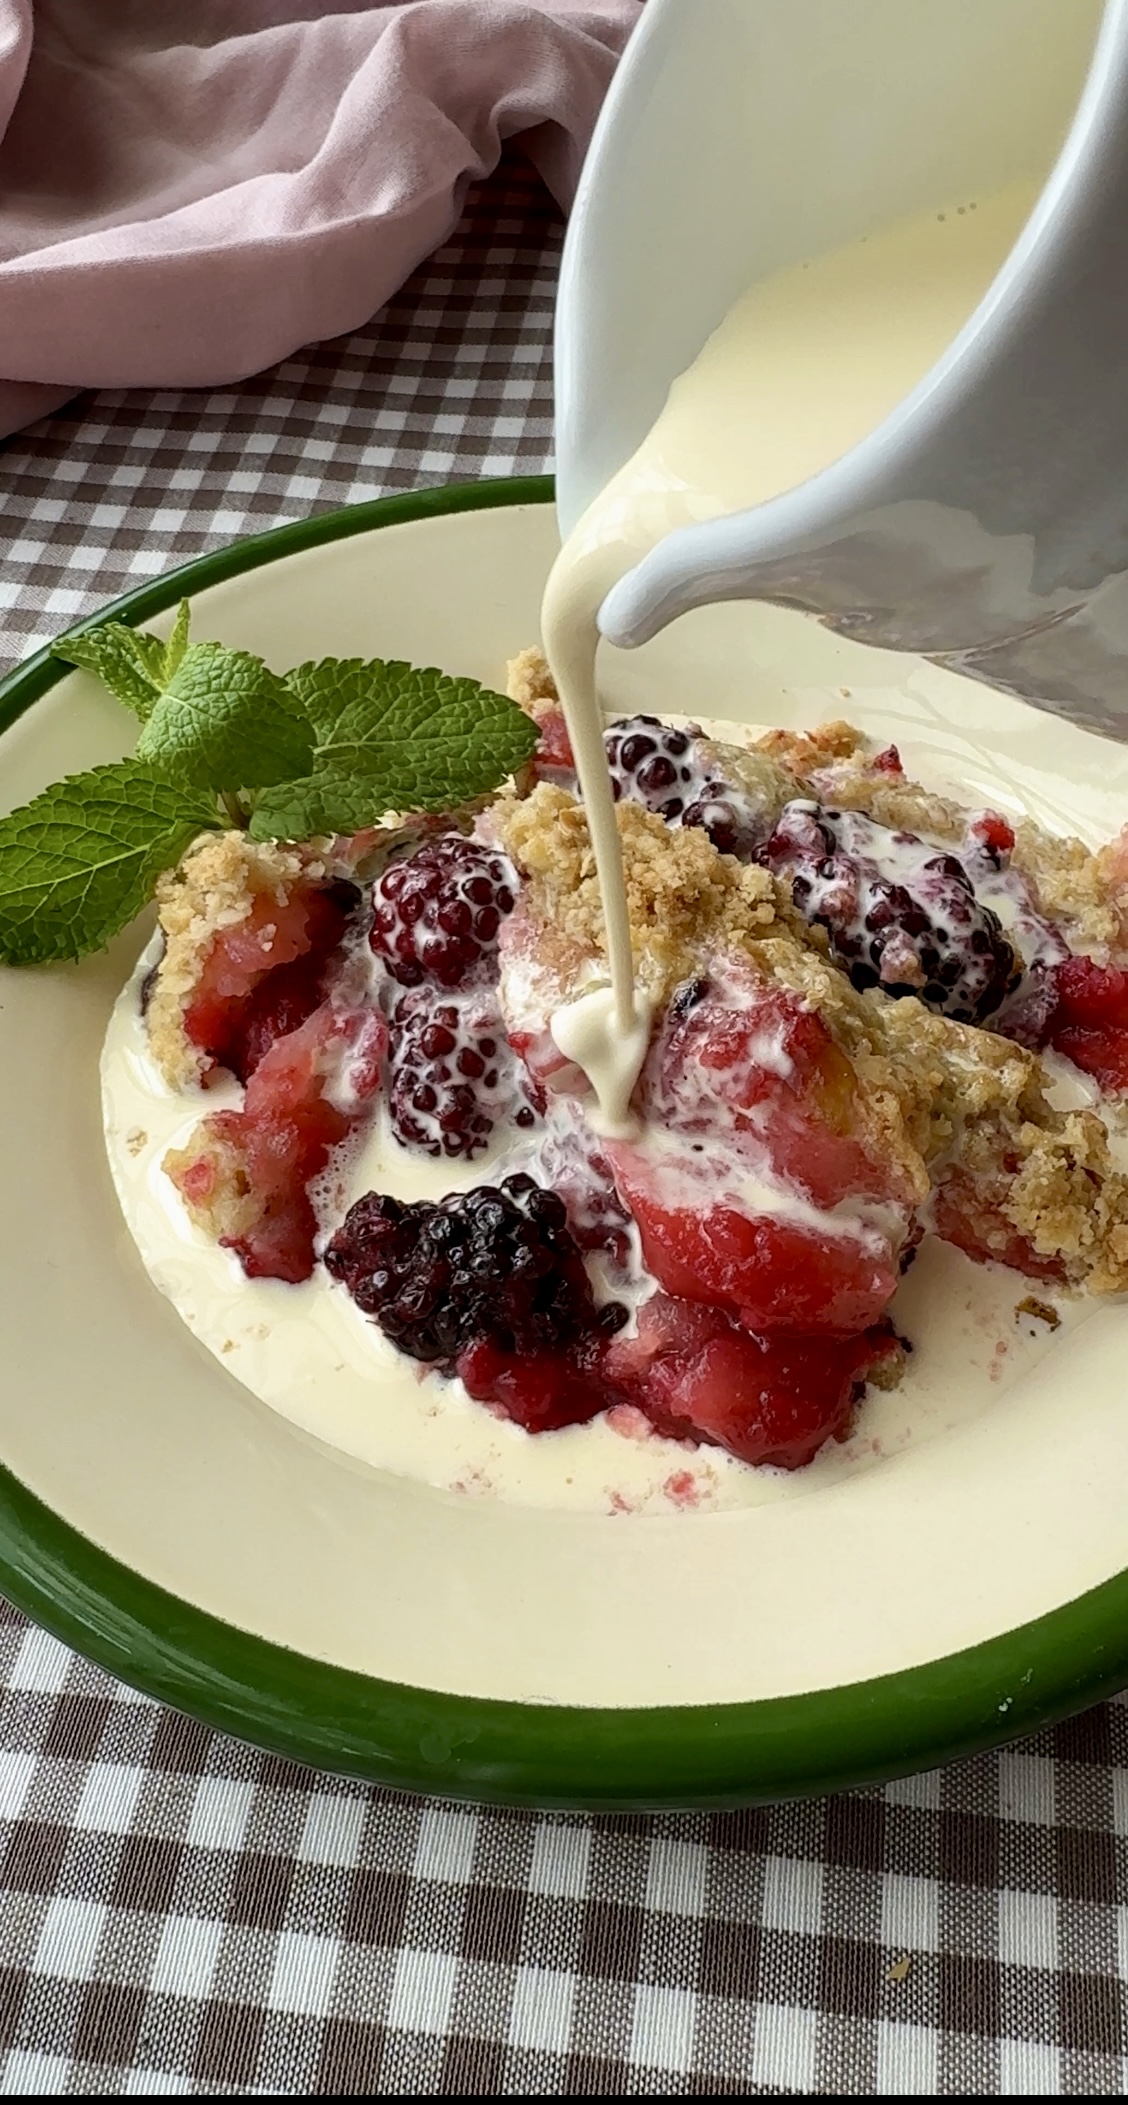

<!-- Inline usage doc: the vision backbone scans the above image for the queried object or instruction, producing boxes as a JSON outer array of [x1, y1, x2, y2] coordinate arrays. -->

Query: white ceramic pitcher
[[555, 0, 1128, 737]]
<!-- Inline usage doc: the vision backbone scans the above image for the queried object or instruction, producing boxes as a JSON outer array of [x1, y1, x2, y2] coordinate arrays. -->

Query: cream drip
[[549, 981, 653, 1137]]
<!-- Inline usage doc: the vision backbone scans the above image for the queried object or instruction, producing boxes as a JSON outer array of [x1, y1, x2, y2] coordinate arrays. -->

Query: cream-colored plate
[[3, 488, 1128, 1753]]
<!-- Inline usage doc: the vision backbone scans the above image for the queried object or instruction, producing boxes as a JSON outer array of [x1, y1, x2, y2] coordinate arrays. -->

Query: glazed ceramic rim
[[2, 472, 1127, 1809]]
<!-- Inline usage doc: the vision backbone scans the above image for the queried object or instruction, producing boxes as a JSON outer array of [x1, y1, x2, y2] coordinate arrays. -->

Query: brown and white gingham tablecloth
[[0, 157, 1126, 2098]]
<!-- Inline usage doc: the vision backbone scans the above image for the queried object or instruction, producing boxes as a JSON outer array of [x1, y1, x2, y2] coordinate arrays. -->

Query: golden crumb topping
[[757, 720, 867, 772], [506, 646, 558, 715], [805, 760, 970, 843], [164, 1120, 261, 1243], [496, 781, 788, 1007], [1014, 822, 1128, 959]]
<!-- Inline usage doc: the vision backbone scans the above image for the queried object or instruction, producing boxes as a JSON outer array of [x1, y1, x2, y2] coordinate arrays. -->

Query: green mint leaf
[[162, 599, 191, 681], [0, 763, 221, 965], [54, 602, 191, 721], [287, 657, 537, 783], [247, 767, 402, 840], [129, 630, 170, 685], [53, 622, 165, 721], [252, 665, 542, 846], [248, 658, 539, 838], [135, 642, 315, 792]]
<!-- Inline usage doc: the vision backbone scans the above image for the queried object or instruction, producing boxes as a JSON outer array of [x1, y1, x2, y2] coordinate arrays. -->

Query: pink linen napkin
[[0, 0, 640, 440]]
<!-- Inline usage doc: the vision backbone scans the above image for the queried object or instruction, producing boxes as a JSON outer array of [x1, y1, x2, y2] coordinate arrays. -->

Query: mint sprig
[[0, 603, 539, 965], [249, 657, 538, 840], [57, 602, 315, 790], [54, 599, 194, 721], [54, 619, 169, 721], [136, 642, 315, 791], [0, 765, 221, 963]]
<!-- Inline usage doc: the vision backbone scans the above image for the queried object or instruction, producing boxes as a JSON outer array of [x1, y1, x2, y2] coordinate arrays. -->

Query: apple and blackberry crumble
[[142, 649, 1128, 1471]]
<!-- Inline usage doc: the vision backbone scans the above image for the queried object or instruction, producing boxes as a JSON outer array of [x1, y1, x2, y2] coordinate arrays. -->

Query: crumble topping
[[1013, 823, 1128, 960], [800, 758, 969, 844], [506, 645, 558, 717], [866, 1339, 911, 1391], [761, 931, 1128, 1292], [164, 1122, 263, 1244], [495, 780, 790, 1007], [1016, 1296, 1062, 1331], [758, 720, 867, 773]]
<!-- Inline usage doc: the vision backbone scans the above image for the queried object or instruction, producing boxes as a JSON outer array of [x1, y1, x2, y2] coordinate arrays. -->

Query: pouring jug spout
[[556, 0, 1128, 738]]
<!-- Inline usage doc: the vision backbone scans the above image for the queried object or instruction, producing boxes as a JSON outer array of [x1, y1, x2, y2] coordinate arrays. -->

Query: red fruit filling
[[457, 1335, 618, 1435], [609, 1158, 901, 1335], [966, 811, 1016, 861], [370, 834, 517, 989], [533, 707, 575, 775], [1045, 957, 1128, 1093], [606, 1295, 896, 1469], [930, 1170, 1066, 1285], [647, 970, 915, 1213], [171, 1003, 385, 1284], [604, 971, 912, 1336], [183, 880, 358, 1083], [873, 744, 903, 776]]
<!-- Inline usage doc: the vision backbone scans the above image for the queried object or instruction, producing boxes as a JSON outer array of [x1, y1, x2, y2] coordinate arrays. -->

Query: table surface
[[1, 157, 1126, 2099]]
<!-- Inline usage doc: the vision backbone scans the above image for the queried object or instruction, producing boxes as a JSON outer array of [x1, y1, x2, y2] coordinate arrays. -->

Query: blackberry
[[605, 715, 698, 820], [604, 714, 765, 855], [387, 988, 540, 1158], [761, 801, 1021, 1023], [325, 1175, 625, 1363], [370, 834, 516, 989], [681, 784, 763, 858]]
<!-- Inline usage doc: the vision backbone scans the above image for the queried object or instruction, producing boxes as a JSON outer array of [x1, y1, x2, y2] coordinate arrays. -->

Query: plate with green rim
[[4, 473, 1128, 1811]]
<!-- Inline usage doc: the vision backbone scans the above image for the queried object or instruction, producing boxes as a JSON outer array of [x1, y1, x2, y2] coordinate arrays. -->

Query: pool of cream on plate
[[101, 714, 1094, 1518]]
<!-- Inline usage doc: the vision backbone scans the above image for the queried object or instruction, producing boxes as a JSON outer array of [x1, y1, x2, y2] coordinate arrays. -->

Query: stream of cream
[[542, 178, 1038, 1119]]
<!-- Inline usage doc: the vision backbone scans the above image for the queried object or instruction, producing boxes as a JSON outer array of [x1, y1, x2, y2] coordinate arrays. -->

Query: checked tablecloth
[[0, 157, 1126, 2098]]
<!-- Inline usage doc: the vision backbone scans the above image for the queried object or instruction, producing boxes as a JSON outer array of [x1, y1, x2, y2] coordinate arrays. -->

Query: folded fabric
[[0, 0, 640, 440]]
